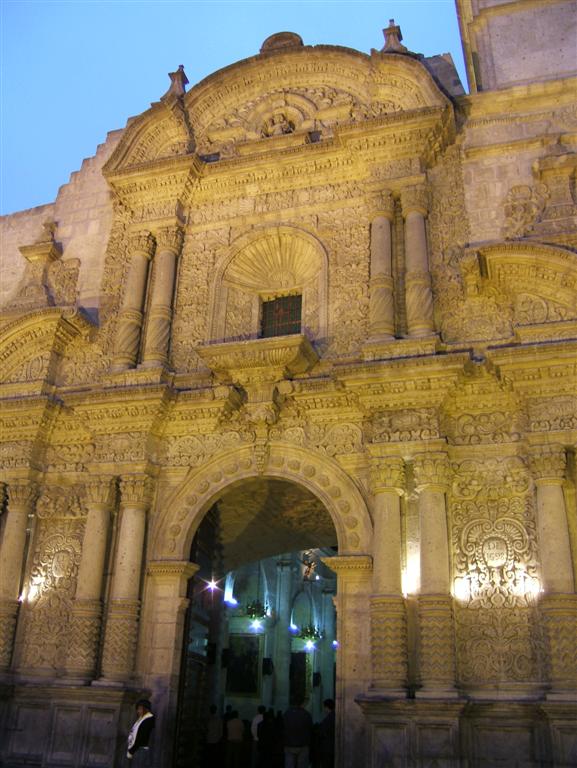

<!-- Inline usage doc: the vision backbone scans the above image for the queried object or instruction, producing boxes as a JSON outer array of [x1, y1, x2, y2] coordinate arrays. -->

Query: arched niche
[[208, 226, 329, 345]]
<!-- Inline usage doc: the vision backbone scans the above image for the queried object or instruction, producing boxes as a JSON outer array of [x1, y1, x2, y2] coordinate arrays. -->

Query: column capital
[[6, 481, 37, 510], [321, 555, 373, 574], [413, 452, 451, 492], [528, 444, 566, 485], [370, 457, 405, 495], [119, 475, 153, 507], [128, 230, 156, 258], [400, 184, 429, 217], [367, 189, 395, 221], [155, 224, 184, 255], [84, 476, 116, 507], [147, 560, 199, 581]]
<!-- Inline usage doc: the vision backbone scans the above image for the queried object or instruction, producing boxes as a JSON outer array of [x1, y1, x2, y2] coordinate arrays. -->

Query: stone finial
[[382, 19, 408, 54], [164, 65, 189, 98]]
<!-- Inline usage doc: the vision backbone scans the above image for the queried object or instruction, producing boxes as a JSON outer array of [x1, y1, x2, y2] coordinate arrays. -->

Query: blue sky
[[0, 1, 465, 215]]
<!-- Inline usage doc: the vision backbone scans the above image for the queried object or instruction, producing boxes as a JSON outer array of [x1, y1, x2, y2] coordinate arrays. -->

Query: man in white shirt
[[250, 705, 266, 767]]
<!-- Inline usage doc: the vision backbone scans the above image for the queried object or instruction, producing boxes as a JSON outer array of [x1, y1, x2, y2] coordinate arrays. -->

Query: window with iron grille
[[260, 294, 302, 338]]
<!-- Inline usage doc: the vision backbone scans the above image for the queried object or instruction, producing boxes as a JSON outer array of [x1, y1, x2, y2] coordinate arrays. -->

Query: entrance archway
[[142, 444, 374, 768]]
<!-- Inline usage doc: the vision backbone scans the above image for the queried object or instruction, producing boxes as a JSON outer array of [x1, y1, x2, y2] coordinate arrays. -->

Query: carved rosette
[[540, 593, 577, 689], [370, 457, 405, 495], [66, 599, 103, 677], [528, 445, 566, 486], [100, 599, 140, 680], [413, 452, 451, 492], [369, 596, 408, 690], [417, 595, 457, 693]]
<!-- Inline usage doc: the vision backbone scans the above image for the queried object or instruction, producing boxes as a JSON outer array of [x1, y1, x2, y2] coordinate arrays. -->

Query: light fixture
[[251, 619, 262, 630], [207, 579, 218, 591], [305, 640, 315, 651], [332, 640, 339, 649]]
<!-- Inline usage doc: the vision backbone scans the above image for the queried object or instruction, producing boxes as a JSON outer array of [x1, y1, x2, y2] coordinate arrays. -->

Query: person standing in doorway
[[318, 699, 335, 768], [205, 704, 223, 767], [283, 698, 312, 768], [251, 705, 266, 767], [225, 710, 244, 768], [127, 699, 155, 766]]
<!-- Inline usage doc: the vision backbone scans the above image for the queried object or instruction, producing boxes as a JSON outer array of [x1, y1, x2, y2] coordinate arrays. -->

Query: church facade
[[1, 1, 576, 766]]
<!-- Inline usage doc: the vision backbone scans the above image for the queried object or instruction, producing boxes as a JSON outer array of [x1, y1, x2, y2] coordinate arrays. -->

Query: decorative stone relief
[[502, 183, 549, 239], [20, 487, 85, 671], [368, 408, 440, 443], [450, 456, 543, 684]]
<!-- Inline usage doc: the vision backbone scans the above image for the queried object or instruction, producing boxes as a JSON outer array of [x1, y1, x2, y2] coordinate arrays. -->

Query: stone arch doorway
[[143, 444, 374, 768]]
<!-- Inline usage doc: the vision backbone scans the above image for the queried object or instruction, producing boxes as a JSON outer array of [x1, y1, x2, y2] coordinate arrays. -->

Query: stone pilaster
[[273, 558, 293, 712], [100, 476, 151, 682], [0, 482, 36, 671], [413, 452, 457, 697], [111, 231, 156, 372], [528, 446, 576, 697], [368, 190, 395, 340], [322, 556, 372, 768], [66, 477, 115, 679], [369, 457, 408, 693], [141, 225, 184, 367], [400, 185, 435, 338]]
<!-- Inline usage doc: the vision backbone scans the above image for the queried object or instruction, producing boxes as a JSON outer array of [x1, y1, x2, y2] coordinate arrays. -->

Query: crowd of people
[[204, 698, 335, 768]]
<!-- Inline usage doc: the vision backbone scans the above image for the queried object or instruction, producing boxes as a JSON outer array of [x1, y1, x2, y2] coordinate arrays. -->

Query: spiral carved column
[[413, 452, 457, 697], [400, 185, 435, 338], [66, 477, 115, 680], [111, 231, 156, 372], [0, 482, 36, 671], [369, 456, 408, 694], [100, 476, 150, 682], [141, 224, 184, 368], [529, 445, 577, 695], [368, 190, 395, 340]]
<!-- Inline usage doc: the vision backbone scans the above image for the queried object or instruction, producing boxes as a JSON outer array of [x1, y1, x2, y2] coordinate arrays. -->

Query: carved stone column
[[322, 556, 372, 768], [413, 452, 457, 697], [400, 185, 435, 337], [111, 231, 156, 372], [369, 457, 408, 693], [0, 482, 36, 671], [100, 476, 151, 682], [529, 445, 577, 694], [368, 190, 395, 339], [66, 477, 115, 679], [141, 225, 184, 368]]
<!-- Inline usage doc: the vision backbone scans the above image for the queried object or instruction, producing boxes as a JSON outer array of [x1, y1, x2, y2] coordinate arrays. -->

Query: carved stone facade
[[1, 7, 576, 767]]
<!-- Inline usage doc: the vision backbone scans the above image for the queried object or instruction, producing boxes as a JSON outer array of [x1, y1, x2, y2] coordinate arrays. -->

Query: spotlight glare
[[305, 640, 315, 651], [251, 619, 262, 630]]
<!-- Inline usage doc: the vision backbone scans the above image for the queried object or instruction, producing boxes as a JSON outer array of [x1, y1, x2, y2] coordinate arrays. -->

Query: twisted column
[[0, 482, 36, 671], [100, 476, 151, 682], [400, 186, 435, 337], [369, 457, 408, 693], [413, 452, 457, 697], [368, 190, 395, 340], [141, 225, 184, 367], [66, 477, 115, 679], [529, 445, 577, 694], [111, 231, 156, 372]]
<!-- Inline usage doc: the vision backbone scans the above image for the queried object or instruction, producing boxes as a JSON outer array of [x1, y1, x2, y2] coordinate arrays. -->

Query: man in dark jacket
[[283, 698, 313, 768], [318, 699, 335, 768], [127, 699, 155, 765]]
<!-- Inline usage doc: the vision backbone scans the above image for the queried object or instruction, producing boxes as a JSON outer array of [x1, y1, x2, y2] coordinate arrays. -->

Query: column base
[[415, 687, 461, 700]]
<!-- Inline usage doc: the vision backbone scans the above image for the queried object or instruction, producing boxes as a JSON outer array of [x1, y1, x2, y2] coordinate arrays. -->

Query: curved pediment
[[105, 43, 450, 172], [0, 309, 92, 391]]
